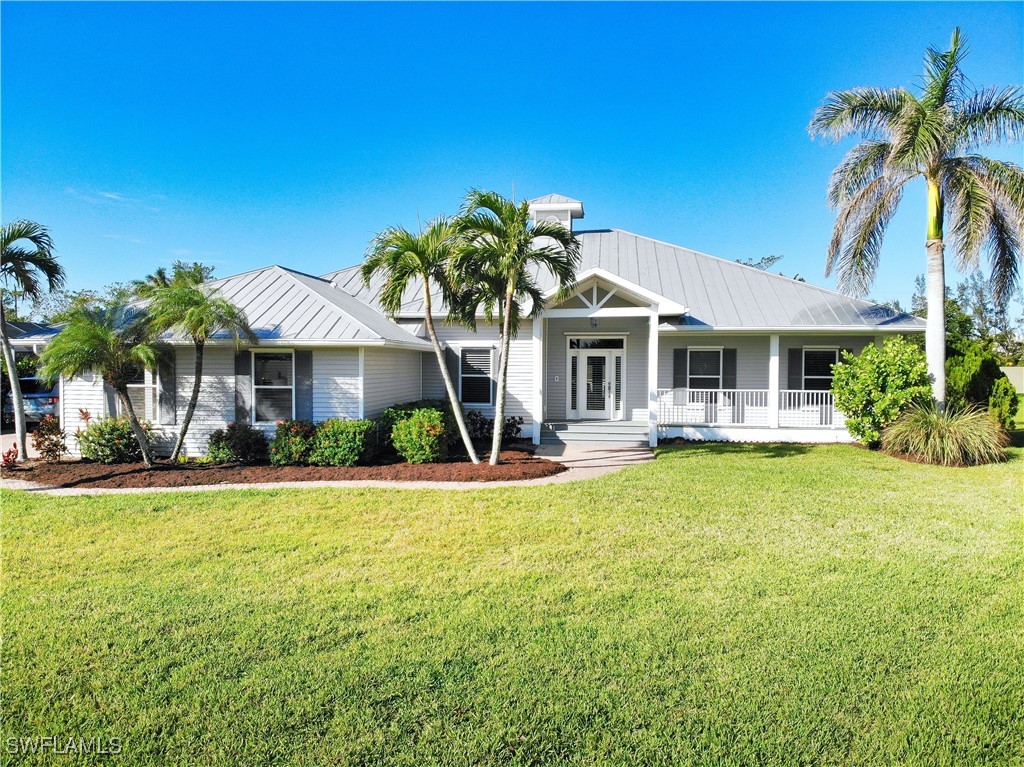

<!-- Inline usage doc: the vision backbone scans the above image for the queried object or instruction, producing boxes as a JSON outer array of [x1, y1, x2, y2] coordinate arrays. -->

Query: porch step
[[540, 420, 650, 447]]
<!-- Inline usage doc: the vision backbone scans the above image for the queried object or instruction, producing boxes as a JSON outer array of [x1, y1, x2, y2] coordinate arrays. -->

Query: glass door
[[581, 352, 611, 419]]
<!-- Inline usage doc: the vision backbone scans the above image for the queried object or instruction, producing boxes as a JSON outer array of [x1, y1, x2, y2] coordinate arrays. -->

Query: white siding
[[362, 347, 423, 418], [659, 335, 771, 389], [312, 348, 360, 421], [60, 372, 109, 457], [165, 346, 238, 457], [545, 317, 649, 421], [419, 321, 534, 419]]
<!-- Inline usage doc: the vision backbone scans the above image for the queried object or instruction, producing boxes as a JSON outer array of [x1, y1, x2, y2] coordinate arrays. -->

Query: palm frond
[[921, 28, 968, 109], [985, 199, 1022, 303], [827, 176, 906, 295], [956, 86, 1024, 147], [827, 140, 892, 208], [942, 158, 994, 270], [1, 220, 65, 300], [808, 87, 913, 141]]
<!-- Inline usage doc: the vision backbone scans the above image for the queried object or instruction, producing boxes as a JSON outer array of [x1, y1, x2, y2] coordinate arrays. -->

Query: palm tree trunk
[[0, 302, 28, 462], [925, 178, 946, 405], [170, 341, 202, 462], [489, 285, 515, 465], [115, 386, 155, 467], [925, 238, 947, 404], [423, 286, 479, 464]]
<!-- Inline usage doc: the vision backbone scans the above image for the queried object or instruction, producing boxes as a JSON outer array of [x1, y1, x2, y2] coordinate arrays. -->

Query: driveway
[[0, 429, 40, 460]]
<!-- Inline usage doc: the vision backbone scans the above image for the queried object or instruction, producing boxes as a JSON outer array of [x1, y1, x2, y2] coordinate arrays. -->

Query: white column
[[531, 317, 544, 445], [768, 334, 780, 429], [648, 312, 659, 447]]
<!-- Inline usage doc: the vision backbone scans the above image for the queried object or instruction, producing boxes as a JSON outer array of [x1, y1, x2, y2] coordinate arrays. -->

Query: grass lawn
[[3, 443, 1022, 766]]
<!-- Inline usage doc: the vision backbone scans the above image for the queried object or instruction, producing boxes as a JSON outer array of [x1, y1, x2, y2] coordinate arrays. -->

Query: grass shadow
[[656, 440, 812, 459]]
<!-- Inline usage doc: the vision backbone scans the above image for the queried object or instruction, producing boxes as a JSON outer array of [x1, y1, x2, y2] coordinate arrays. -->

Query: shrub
[[378, 399, 459, 452], [206, 422, 269, 465], [309, 419, 375, 467], [881, 402, 1008, 466], [1, 446, 18, 468], [79, 417, 153, 464], [465, 410, 525, 445], [988, 377, 1019, 430], [392, 408, 447, 463], [269, 420, 317, 466], [831, 336, 932, 445], [31, 415, 66, 463]]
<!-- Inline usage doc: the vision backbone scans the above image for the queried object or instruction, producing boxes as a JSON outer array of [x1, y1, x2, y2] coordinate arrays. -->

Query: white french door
[[567, 338, 625, 420]]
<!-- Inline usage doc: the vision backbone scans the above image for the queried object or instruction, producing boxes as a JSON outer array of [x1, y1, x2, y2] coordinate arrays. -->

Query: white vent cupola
[[528, 194, 584, 232]]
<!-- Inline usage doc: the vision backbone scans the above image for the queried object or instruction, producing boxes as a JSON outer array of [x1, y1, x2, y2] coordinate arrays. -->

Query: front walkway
[[0, 445, 655, 496]]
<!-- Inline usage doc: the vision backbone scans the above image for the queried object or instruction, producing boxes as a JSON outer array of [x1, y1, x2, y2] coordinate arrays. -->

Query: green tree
[[809, 29, 1024, 404], [362, 216, 480, 463], [38, 306, 158, 466], [455, 190, 581, 465], [135, 261, 256, 462], [1, 220, 65, 461]]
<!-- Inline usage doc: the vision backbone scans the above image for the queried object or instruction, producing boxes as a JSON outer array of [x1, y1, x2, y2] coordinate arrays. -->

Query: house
[[52, 195, 924, 454]]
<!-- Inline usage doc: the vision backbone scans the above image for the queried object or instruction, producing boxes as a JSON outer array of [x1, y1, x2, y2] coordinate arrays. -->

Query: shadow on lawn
[[657, 441, 811, 459]]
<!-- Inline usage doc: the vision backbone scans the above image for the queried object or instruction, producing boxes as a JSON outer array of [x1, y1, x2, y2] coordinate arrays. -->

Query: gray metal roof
[[324, 229, 924, 331], [199, 265, 431, 346], [529, 194, 583, 205]]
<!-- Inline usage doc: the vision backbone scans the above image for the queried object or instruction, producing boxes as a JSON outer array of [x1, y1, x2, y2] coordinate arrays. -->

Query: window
[[460, 348, 492, 405], [803, 349, 838, 391], [253, 351, 294, 422], [119, 367, 157, 421], [688, 349, 722, 390], [569, 338, 625, 350]]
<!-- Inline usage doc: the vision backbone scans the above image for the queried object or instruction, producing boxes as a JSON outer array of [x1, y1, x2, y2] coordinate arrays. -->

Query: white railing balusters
[[656, 388, 845, 429]]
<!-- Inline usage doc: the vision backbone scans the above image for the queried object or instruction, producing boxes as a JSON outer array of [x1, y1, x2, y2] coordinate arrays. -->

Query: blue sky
[[2, 2, 1022, 309]]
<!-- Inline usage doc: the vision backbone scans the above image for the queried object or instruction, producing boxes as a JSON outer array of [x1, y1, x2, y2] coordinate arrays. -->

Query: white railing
[[657, 389, 770, 426], [779, 390, 845, 428], [657, 388, 846, 429]]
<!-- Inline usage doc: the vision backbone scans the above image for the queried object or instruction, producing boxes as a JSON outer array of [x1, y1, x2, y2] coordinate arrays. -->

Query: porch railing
[[656, 388, 845, 429]]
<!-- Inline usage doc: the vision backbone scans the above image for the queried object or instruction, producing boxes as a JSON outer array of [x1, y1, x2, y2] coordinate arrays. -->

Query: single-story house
[[50, 194, 923, 454]]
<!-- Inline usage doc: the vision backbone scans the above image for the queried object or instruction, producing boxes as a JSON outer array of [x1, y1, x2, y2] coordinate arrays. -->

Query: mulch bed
[[3, 449, 565, 490]]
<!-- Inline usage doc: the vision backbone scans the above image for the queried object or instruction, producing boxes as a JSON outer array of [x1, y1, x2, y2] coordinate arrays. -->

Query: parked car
[[2, 378, 60, 426]]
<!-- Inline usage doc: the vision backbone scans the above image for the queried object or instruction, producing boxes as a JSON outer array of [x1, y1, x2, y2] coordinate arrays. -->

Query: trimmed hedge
[[207, 422, 269, 465], [378, 399, 459, 452], [79, 417, 153, 464], [269, 420, 317, 466], [392, 409, 447, 464], [309, 419, 375, 467]]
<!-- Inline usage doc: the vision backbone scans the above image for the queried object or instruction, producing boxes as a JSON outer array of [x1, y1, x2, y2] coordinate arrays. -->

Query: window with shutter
[[460, 348, 492, 405], [803, 349, 838, 391], [688, 349, 722, 389], [252, 351, 294, 422]]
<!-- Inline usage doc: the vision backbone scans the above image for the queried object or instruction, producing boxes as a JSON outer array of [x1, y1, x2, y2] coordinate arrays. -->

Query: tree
[[135, 261, 255, 462], [38, 305, 158, 467], [361, 216, 480, 464], [734, 255, 805, 281], [809, 28, 1024, 404], [455, 190, 581, 465], [33, 282, 135, 323], [1, 220, 65, 461]]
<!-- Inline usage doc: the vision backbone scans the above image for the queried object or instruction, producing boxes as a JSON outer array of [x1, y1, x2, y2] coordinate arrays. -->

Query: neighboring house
[[1000, 366, 1024, 395], [43, 195, 924, 454]]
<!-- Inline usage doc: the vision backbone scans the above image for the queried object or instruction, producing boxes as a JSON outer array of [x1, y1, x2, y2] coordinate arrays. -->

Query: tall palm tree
[[1, 220, 65, 462], [809, 29, 1024, 403], [362, 216, 480, 464], [38, 305, 158, 467], [136, 262, 256, 462], [455, 190, 581, 465]]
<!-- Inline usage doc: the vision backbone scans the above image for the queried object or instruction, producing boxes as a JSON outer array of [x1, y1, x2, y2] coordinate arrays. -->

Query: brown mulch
[[2, 449, 565, 490]]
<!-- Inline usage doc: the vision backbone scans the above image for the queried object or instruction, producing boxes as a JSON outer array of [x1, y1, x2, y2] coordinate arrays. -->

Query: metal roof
[[529, 194, 583, 205], [197, 265, 431, 346], [323, 229, 924, 331]]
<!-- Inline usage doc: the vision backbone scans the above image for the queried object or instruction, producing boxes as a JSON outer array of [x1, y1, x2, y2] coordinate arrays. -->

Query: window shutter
[[234, 351, 252, 423], [491, 349, 498, 406], [294, 350, 313, 420], [444, 345, 459, 397], [103, 383, 118, 418], [787, 348, 803, 390], [157, 350, 176, 425], [722, 349, 737, 390], [673, 348, 688, 388]]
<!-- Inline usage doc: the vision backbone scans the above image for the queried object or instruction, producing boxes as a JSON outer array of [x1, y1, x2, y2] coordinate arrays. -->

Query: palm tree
[[809, 29, 1024, 403], [135, 262, 256, 462], [38, 305, 158, 467], [1, 220, 65, 462], [455, 190, 581, 465], [362, 216, 480, 464]]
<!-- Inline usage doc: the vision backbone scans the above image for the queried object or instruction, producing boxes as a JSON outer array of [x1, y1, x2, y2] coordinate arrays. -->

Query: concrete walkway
[[0, 430, 39, 460], [0, 444, 655, 497]]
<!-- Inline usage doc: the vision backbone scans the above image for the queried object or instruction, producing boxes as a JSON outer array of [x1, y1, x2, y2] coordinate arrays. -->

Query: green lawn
[[3, 444, 1022, 766]]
